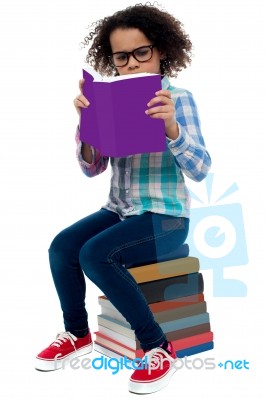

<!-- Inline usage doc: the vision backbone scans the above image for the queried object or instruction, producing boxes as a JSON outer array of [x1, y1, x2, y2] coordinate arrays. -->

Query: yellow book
[[128, 256, 199, 283]]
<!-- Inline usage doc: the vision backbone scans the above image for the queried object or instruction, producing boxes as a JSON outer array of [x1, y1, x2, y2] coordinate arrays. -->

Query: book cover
[[128, 256, 200, 283], [98, 293, 205, 313], [94, 331, 143, 359], [93, 342, 134, 363], [159, 313, 210, 333], [139, 272, 204, 303], [94, 341, 214, 362], [97, 312, 210, 338], [99, 301, 207, 325], [97, 314, 134, 338], [97, 325, 142, 350], [94, 331, 213, 360], [94, 342, 139, 361], [93, 342, 126, 360], [79, 68, 166, 157], [176, 342, 214, 358], [165, 322, 211, 342], [97, 322, 212, 350], [154, 302, 207, 323], [171, 331, 213, 352]]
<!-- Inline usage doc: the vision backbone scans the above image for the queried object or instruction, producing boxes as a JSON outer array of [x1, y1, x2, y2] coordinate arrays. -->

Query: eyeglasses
[[110, 44, 156, 67]]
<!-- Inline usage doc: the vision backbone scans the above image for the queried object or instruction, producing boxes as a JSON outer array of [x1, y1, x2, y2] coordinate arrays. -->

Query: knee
[[48, 230, 74, 267], [49, 231, 64, 256], [79, 240, 107, 280]]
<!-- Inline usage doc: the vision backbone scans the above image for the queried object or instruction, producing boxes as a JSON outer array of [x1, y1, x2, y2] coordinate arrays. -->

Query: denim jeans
[[48, 208, 189, 351]]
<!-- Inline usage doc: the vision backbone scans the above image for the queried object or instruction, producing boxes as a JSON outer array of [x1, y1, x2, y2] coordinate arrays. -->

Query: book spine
[[128, 257, 199, 283], [139, 272, 204, 303], [98, 293, 205, 313]]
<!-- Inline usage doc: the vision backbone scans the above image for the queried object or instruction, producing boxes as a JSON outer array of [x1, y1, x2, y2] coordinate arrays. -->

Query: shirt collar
[[161, 75, 171, 90]]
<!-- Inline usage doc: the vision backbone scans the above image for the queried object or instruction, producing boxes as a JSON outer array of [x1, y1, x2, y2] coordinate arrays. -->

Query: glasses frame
[[110, 44, 156, 67]]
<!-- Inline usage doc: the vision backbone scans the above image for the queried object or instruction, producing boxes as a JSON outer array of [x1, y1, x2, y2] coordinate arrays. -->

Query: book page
[[83, 65, 160, 82]]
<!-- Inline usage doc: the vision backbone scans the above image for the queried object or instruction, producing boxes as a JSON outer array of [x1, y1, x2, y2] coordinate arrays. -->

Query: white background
[[0, 0, 265, 398]]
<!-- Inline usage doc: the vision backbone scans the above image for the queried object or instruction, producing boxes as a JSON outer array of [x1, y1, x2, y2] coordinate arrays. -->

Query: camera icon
[[185, 175, 249, 298], [187, 203, 248, 269]]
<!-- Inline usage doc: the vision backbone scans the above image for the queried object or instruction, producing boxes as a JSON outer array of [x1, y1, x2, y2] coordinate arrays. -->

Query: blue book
[[97, 312, 210, 338], [160, 312, 210, 333], [176, 341, 214, 358]]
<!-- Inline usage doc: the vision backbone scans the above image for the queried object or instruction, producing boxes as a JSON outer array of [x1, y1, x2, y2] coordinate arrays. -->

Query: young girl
[[35, 3, 211, 394]]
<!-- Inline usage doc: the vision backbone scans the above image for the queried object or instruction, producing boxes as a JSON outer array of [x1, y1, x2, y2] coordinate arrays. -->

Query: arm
[[146, 88, 211, 182], [75, 126, 109, 178], [168, 90, 211, 182]]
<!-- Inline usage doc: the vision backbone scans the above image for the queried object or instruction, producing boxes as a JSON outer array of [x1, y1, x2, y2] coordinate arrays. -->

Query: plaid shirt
[[76, 76, 211, 220]]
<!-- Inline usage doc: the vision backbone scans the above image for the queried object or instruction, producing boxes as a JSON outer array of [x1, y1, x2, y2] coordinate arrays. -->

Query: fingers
[[155, 90, 172, 98], [76, 78, 89, 106], [79, 78, 85, 92], [73, 96, 89, 117], [74, 79, 90, 115], [147, 90, 173, 108], [73, 95, 90, 108], [146, 89, 174, 119], [145, 90, 175, 130], [145, 105, 172, 117]]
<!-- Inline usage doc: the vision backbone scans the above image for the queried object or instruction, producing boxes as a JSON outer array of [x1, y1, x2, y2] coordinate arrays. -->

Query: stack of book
[[94, 253, 214, 360]]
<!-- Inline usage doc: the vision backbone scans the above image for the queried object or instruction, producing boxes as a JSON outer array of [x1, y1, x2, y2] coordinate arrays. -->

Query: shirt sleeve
[[167, 89, 211, 182], [75, 126, 109, 177]]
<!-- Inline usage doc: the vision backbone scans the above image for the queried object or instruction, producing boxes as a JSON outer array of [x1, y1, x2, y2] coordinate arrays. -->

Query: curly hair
[[81, 2, 192, 77]]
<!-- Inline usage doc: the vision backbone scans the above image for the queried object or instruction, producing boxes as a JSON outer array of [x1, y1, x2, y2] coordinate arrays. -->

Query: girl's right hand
[[73, 79, 90, 117]]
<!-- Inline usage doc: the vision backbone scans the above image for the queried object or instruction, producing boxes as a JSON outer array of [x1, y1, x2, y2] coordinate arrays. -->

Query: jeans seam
[[106, 261, 166, 347]]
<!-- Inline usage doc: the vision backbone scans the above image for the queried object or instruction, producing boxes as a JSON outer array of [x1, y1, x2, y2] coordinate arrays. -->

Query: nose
[[127, 53, 139, 69]]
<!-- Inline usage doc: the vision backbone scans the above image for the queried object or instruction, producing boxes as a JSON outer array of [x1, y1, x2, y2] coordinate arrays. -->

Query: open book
[[79, 67, 166, 157]]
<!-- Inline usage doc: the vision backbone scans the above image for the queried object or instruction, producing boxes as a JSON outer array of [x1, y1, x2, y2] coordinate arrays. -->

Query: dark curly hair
[[81, 2, 192, 77]]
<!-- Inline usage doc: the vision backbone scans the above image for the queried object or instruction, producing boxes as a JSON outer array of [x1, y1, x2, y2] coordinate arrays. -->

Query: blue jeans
[[48, 208, 189, 350]]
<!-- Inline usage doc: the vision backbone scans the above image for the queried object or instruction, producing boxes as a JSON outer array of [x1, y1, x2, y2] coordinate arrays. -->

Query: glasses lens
[[112, 53, 128, 67], [134, 46, 153, 62]]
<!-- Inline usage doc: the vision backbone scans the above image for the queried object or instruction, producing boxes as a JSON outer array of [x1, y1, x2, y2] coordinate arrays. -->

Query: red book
[[94, 331, 214, 360]]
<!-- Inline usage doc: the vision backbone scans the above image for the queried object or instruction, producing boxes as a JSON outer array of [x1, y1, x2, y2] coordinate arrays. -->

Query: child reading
[[35, 3, 211, 394]]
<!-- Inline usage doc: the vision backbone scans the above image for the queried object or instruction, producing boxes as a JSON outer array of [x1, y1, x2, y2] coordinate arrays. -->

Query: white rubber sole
[[35, 343, 93, 371], [128, 366, 177, 394]]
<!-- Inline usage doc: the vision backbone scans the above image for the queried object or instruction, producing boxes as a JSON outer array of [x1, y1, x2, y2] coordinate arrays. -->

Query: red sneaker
[[35, 331, 93, 371], [128, 342, 176, 394]]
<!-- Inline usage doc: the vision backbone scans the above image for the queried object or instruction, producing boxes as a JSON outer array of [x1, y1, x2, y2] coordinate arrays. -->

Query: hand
[[145, 90, 179, 140], [73, 79, 90, 118]]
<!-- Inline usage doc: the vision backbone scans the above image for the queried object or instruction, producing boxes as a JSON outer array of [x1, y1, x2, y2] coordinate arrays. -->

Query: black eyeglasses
[[110, 44, 156, 67]]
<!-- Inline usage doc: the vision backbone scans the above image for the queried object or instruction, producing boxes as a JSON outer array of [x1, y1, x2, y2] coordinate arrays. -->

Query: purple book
[[79, 68, 166, 157]]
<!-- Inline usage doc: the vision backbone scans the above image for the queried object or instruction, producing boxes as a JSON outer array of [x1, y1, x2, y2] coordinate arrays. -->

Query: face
[[109, 28, 164, 76]]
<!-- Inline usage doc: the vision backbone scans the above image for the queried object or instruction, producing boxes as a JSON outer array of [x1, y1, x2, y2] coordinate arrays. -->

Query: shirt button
[[126, 190, 129, 193], [125, 171, 129, 174]]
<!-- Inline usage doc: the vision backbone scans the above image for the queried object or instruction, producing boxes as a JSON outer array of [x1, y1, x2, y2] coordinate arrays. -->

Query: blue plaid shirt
[[76, 76, 211, 220]]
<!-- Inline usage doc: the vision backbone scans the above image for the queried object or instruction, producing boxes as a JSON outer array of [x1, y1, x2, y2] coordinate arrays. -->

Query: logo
[[186, 173, 248, 297], [53, 353, 250, 373]]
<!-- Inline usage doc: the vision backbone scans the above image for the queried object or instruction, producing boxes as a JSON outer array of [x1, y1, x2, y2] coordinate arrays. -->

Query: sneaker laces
[[144, 347, 174, 369], [51, 332, 77, 349]]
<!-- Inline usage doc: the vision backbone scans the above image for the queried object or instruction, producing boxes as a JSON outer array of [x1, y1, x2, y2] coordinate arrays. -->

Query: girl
[[35, 3, 211, 394]]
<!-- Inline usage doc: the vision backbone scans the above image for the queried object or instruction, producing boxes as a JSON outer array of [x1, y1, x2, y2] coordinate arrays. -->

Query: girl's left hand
[[145, 90, 179, 139]]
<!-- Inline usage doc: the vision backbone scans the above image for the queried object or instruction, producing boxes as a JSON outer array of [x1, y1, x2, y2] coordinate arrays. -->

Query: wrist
[[166, 121, 179, 141]]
